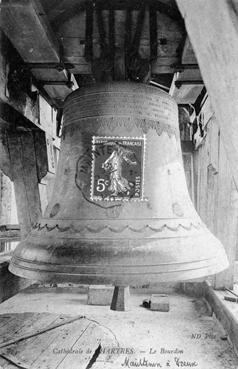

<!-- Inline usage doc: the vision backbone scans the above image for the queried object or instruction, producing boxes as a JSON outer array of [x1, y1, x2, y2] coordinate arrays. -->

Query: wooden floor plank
[[0, 355, 22, 368], [0, 315, 85, 349], [58, 321, 119, 369], [0, 314, 34, 345], [0, 313, 55, 346], [0, 316, 14, 330], [32, 319, 91, 369], [0, 315, 64, 368], [0, 314, 117, 369], [56, 322, 100, 369], [0, 314, 26, 333], [3, 315, 84, 368]]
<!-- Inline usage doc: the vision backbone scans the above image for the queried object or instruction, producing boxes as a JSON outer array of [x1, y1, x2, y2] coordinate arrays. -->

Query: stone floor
[[0, 285, 238, 369]]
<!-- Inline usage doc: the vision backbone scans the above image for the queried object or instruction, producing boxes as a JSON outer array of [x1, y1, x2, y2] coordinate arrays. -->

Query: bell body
[[9, 82, 228, 285]]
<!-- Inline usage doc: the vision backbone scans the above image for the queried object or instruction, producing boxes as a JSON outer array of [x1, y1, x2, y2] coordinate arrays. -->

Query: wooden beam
[[58, 9, 184, 77], [0, 0, 60, 62], [0, 100, 41, 131], [132, 2, 146, 54], [51, 2, 84, 30], [92, 0, 183, 25], [124, 9, 132, 80], [0, 224, 21, 241], [109, 9, 115, 79], [0, 131, 12, 184], [151, 56, 181, 74], [205, 283, 238, 357], [149, 3, 158, 60], [7, 131, 42, 238], [182, 37, 197, 64], [85, 1, 94, 62], [26, 62, 74, 70], [33, 130, 49, 180], [0, 0, 76, 100], [176, 0, 238, 189], [213, 142, 238, 289], [96, 5, 107, 53]]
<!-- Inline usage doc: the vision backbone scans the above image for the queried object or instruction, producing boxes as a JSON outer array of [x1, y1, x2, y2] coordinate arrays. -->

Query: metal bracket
[[26, 63, 74, 71], [175, 80, 204, 89], [39, 80, 74, 88], [172, 63, 199, 72]]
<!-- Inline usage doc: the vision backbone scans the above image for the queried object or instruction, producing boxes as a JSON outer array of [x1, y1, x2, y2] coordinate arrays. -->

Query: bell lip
[[8, 223, 229, 285], [9, 253, 229, 285], [63, 81, 176, 107]]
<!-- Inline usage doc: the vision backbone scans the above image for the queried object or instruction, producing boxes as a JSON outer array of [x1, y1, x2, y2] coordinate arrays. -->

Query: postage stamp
[[90, 136, 145, 202]]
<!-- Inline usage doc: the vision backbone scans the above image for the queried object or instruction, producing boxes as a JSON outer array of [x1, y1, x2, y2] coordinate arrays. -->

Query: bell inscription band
[[9, 82, 228, 285]]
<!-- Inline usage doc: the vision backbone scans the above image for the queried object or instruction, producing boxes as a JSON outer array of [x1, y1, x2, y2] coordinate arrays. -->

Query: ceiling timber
[[0, 0, 202, 106]]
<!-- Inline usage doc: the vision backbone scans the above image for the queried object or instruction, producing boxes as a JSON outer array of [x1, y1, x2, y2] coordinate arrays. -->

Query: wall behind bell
[[193, 96, 238, 289]]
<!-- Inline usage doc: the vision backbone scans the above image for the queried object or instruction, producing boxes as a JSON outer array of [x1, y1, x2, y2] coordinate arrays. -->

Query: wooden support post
[[109, 9, 115, 79], [124, 9, 132, 80], [85, 0, 93, 63], [149, 3, 158, 60], [176, 0, 238, 288], [7, 131, 42, 238], [0, 130, 12, 176], [110, 286, 130, 311], [214, 167, 238, 289], [176, 0, 238, 190]]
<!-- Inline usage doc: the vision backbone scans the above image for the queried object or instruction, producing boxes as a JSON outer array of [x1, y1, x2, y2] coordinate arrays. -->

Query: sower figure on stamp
[[102, 142, 137, 196]]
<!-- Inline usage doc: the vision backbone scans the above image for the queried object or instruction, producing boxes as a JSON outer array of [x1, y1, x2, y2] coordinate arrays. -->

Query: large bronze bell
[[9, 82, 228, 285]]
